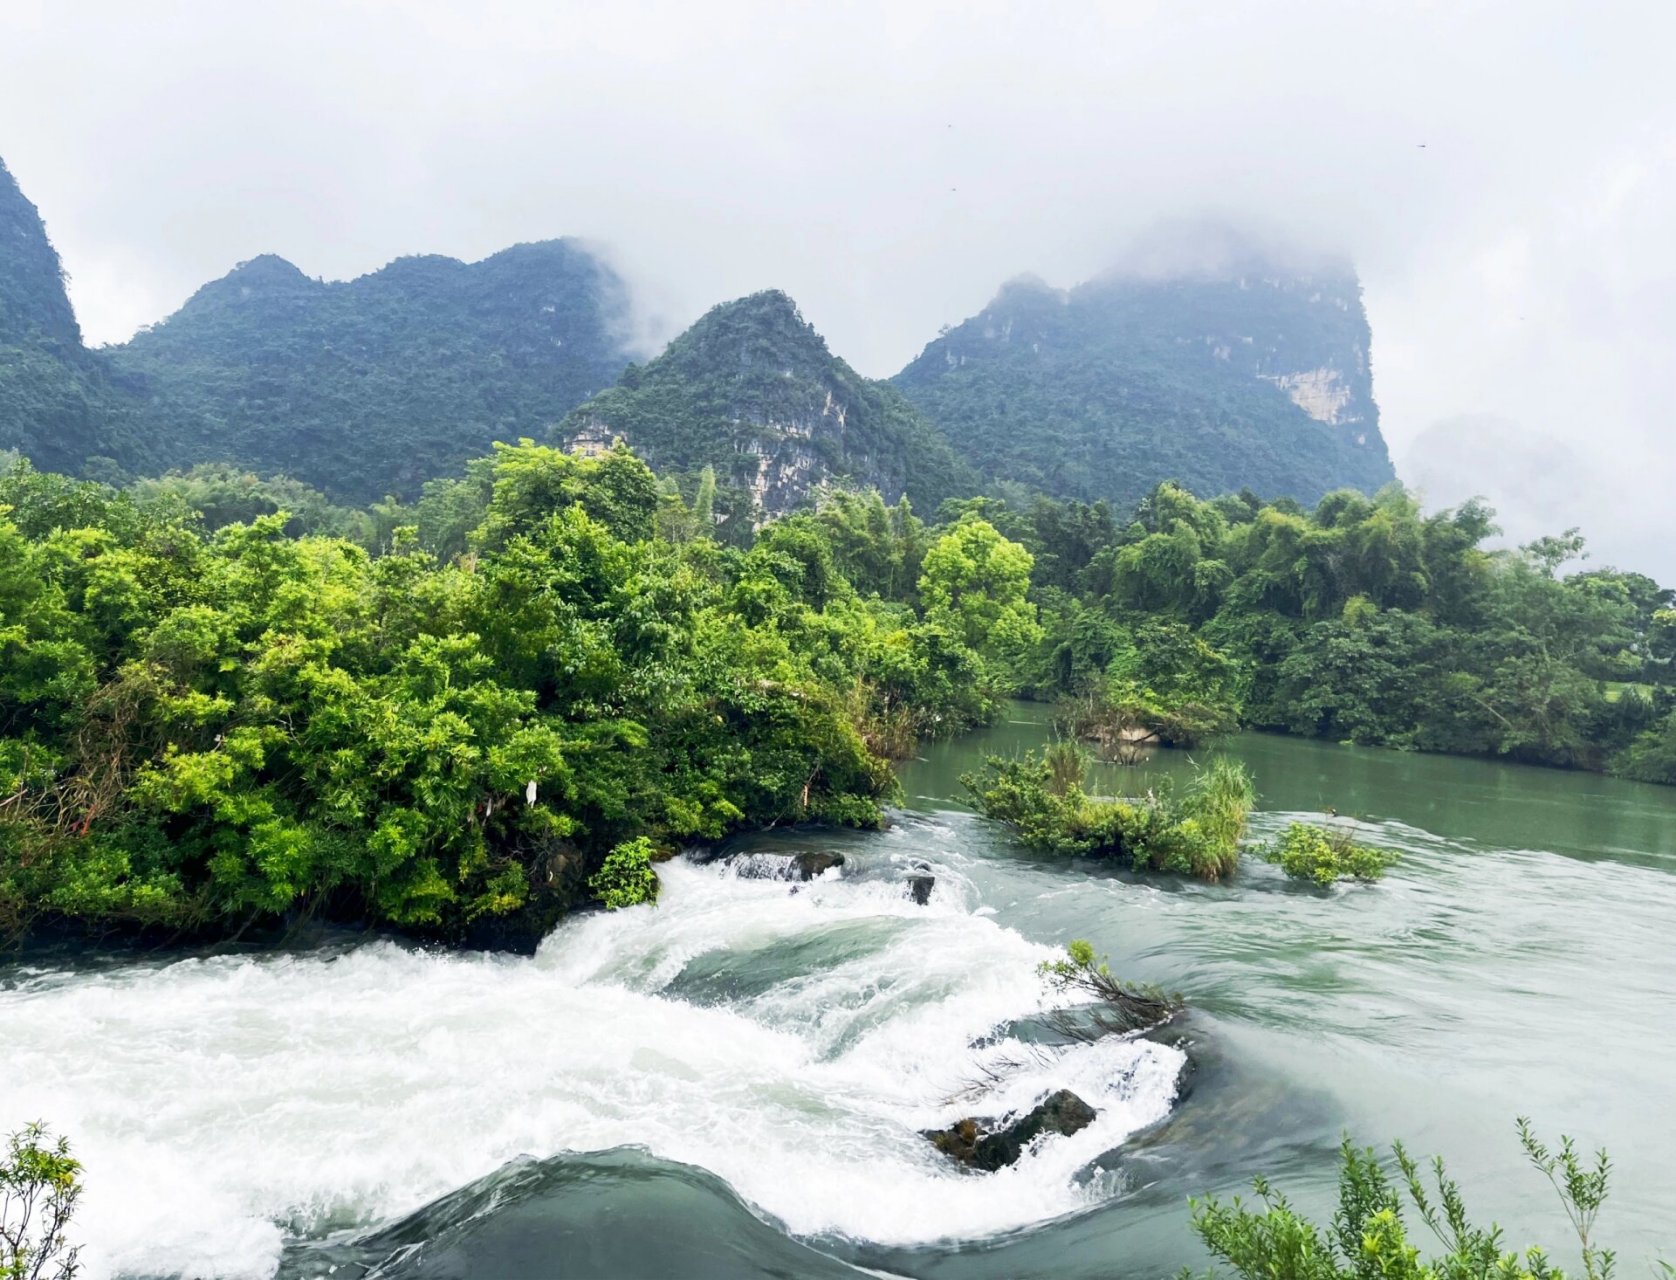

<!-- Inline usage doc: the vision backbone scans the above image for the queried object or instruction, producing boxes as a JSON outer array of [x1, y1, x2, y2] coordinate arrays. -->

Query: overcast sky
[[3, 1, 1672, 574]]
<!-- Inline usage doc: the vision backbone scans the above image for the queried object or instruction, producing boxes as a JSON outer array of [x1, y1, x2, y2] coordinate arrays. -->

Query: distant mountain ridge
[[893, 254, 1395, 508], [4, 156, 1395, 515], [554, 290, 977, 517], [106, 239, 637, 502]]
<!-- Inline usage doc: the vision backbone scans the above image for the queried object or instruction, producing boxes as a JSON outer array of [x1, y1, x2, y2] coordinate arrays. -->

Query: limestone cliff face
[[894, 257, 1395, 508], [556, 291, 975, 518]]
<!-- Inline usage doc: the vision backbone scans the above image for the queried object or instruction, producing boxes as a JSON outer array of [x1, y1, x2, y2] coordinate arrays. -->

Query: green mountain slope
[[893, 261, 1396, 508], [553, 290, 976, 517], [0, 158, 141, 474], [107, 241, 637, 502]]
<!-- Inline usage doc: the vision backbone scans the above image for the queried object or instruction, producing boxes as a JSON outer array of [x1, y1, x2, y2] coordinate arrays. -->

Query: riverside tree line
[[4, 443, 1675, 943]]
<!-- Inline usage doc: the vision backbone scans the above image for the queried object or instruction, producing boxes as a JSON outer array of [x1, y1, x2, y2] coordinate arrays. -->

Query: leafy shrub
[[961, 752, 1254, 882], [1261, 822, 1396, 885], [1187, 1119, 1619, 1280], [588, 837, 659, 910], [1, 1122, 82, 1280]]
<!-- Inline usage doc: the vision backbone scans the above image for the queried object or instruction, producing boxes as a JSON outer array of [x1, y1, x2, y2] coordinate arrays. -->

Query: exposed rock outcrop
[[555, 290, 976, 520], [924, 1089, 1097, 1171]]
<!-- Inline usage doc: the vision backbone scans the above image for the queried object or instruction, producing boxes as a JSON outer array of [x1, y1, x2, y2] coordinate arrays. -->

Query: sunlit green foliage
[[961, 748, 1255, 881], [0, 444, 1003, 943], [1262, 822, 1395, 885], [920, 513, 1043, 687], [1186, 1120, 1619, 1280], [589, 837, 659, 910]]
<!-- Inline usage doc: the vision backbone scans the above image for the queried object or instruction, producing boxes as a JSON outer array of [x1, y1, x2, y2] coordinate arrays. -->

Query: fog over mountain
[[3, 0, 1672, 572]]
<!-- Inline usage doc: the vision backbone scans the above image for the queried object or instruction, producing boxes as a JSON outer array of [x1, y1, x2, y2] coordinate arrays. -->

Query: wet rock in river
[[792, 851, 844, 880], [924, 1088, 1097, 1171], [907, 875, 935, 905]]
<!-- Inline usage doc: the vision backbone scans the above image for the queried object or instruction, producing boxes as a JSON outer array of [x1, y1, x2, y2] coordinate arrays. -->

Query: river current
[[3, 705, 1674, 1278]]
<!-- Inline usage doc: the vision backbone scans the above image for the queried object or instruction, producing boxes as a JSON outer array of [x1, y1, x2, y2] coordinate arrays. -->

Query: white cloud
[[2, 0, 1672, 571]]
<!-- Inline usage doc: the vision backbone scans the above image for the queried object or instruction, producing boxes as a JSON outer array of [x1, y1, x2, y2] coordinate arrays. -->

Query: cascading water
[[9, 711, 1676, 1280], [0, 829, 1186, 1280]]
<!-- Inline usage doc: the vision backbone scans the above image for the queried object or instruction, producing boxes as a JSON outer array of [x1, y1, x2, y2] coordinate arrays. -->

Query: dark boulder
[[924, 1089, 1097, 1171], [791, 851, 845, 880], [907, 875, 935, 905]]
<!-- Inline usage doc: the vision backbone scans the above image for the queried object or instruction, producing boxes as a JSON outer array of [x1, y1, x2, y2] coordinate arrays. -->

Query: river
[[2, 705, 1673, 1279]]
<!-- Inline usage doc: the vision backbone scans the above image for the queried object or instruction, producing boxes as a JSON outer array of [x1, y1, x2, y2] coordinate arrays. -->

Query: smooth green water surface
[[872, 705, 1676, 1277]]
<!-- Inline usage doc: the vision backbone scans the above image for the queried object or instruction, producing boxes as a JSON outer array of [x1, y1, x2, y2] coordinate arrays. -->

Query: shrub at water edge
[[1261, 821, 1396, 885], [589, 837, 660, 910], [961, 747, 1255, 881]]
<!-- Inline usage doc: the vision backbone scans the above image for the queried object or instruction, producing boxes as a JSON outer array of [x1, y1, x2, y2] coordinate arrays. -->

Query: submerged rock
[[907, 875, 935, 905], [924, 1088, 1097, 1171], [793, 851, 845, 880]]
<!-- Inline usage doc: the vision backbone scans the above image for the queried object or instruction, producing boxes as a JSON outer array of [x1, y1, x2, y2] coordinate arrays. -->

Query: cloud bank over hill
[[3, 0, 1672, 571]]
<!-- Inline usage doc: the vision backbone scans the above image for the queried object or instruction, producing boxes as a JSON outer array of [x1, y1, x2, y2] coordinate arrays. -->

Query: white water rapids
[[0, 848, 1186, 1280]]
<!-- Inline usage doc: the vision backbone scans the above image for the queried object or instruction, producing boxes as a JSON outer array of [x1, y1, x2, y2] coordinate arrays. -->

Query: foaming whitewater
[[0, 841, 1186, 1280]]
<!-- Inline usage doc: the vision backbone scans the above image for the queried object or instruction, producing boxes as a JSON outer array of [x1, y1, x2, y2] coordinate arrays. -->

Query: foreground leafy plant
[[1186, 1119, 1619, 1280], [1, 1123, 81, 1280], [1262, 821, 1396, 885]]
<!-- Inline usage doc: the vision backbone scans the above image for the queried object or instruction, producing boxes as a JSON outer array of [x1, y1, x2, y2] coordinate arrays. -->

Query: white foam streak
[[0, 857, 1184, 1279]]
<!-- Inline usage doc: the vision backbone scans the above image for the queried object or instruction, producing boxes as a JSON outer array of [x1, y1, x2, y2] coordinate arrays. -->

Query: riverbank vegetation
[[9, 436, 1676, 946], [1188, 1120, 1621, 1280], [0, 446, 1028, 945], [968, 481, 1676, 784]]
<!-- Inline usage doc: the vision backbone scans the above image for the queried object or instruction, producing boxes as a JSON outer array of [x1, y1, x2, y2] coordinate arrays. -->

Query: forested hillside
[[108, 242, 637, 502], [0, 158, 141, 474], [895, 262, 1396, 508], [554, 290, 977, 521]]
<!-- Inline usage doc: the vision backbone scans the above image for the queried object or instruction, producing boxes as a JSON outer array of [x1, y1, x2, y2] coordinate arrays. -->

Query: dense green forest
[[5, 153, 1407, 523], [0, 158, 147, 475], [976, 480, 1676, 779], [5, 429, 1675, 948], [3, 156, 638, 502], [0, 446, 1019, 946], [552, 290, 977, 520], [894, 268, 1396, 508]]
